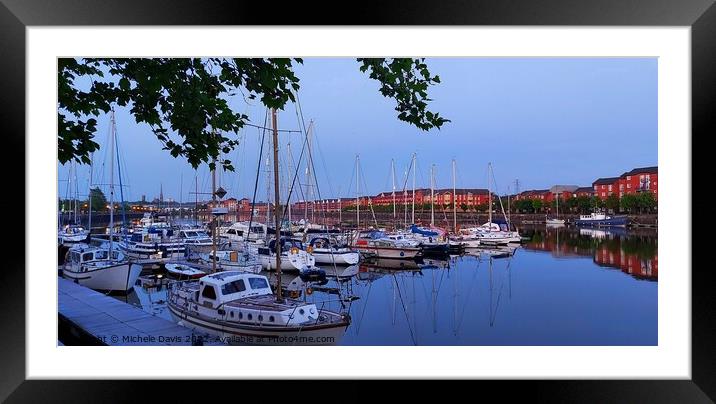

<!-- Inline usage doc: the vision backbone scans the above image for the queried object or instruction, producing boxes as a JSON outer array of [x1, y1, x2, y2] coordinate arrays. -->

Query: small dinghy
[[165, 263, 206, 279]]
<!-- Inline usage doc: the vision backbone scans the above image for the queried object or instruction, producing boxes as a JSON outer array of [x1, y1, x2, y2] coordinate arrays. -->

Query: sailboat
[[470, 163, 522, 245], [58, 162, 90, 246], [546, 192, 566, 226], [62, 109, 142, 293], [168, 108, 350, 345]]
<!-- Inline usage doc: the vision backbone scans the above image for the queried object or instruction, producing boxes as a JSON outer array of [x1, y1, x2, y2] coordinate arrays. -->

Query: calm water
[[117, 225, 657, 345]]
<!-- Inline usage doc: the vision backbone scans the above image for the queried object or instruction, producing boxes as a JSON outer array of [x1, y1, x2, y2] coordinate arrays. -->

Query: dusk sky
[[58, 57, 657, 204]]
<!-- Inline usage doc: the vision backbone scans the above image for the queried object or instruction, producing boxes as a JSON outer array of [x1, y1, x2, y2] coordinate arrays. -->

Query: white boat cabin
[[196, 272, 273, 309], [67, 244, 123, 264], [579, 212, 608, 221]]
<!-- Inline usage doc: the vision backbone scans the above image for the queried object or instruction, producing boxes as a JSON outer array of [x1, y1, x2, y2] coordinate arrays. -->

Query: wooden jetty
[[58, 277, 221, 346]]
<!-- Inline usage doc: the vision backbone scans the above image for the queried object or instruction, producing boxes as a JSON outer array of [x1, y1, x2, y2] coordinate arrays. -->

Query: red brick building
[[573, 186, 595, 198], [515, 189, 551, 201], [616, 166, 658, 200], [592, 177, 620, 199], [425, 188, 492, 207], [594, 244, 658, 280]]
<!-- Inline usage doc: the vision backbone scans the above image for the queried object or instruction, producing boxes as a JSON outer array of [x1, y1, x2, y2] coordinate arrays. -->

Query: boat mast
[[430, 164, 435, 226], [411, 152, 416, 225], [73, 162, 78, 224], [108, 109, 116, 256], [194, 174, 198, 226], [271, 108, 283, 301], [211, 151, 217, 273], [452, 159, 456, 233], [391, 159, 396, 222], [488, 162, 492, 230], [355, 154, 360, 229], [87, 158, 93, 236], [556, 192, 560, 218], [507, 185, 510, 227], [287, 139, 292, 224], [306, 120, 314, 224]]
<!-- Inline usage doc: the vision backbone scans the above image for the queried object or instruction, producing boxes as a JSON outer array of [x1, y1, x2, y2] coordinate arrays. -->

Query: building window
[[627, 183, 631, 189], [608, 185, 612, 191], [627, 176, 631, 180]]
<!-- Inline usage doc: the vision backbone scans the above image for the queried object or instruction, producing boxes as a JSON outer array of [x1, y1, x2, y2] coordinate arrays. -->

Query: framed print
[[2, 0, 713, 401]]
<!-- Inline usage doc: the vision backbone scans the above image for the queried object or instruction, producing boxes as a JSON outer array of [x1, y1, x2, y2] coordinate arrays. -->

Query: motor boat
[[62, 243, 141, 293], [256, 237, 319, 273], [307, 235, 360, 265], [167, 271, 350, 345], [351, 230, 422, 260]]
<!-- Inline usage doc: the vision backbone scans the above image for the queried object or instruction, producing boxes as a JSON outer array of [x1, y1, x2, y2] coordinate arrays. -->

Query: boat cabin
[[67, 245, 123, 264], [259, 237, 305, 255], [197, 271, 273, 309], [179, 229, 210, 239]]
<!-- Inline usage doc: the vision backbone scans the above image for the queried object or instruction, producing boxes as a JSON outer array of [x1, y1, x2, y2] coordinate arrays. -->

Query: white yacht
[[351, 230, 422, 260], [256, 237, 318, 273], [119, 227, 186, 259], [58, 224, 89, 246], [62, 244, 142, 292], [167, 271, 350, 345], [218, 222, 268, 244], [307, 235, 360, 265], [177, 228, 216, 254]]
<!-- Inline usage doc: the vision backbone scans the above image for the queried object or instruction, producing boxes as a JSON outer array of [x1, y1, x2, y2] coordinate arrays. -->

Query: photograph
[[1, 2, 707, 397], [56, 56, 658, 347]]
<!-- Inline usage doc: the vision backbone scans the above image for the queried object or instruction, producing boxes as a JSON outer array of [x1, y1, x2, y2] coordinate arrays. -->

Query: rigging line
[[112, 114, 127, 224], [246, 109, 269, 234], [279, 103, 312, 226], [490, 255, 514, 327], [312, 126, 336, 199], [455, 258, 482, 333], [242, 122, 302, 133], [392, 273, 418, 346], [358, 161, 379, 228], [399, 154, 414, 193], [294, 93, 326, 227], [287, 135, 308, 206], [353, 278, 373, 334]]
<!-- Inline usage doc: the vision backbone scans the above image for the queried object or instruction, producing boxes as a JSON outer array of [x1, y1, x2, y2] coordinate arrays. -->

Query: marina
[[58, 224, 656, 346], [56, 57, 658, 347]]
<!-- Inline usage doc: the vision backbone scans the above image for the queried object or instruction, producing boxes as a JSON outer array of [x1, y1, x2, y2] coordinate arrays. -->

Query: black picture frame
[[2, 0, 712, 401]]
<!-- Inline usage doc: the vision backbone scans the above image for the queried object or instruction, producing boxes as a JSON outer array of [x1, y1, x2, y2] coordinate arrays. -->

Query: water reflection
[[114, 227, 657, 345], [521, 225, 658, 281]]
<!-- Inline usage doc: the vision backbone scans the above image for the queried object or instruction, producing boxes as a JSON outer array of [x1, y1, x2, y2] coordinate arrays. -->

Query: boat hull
[[312, 250, 360, 265], [420, 243, 450, 256], [62, 262, 142, 292], [259, 254, 315, 272], [168, 305, 348, 345], [575, 216, 629, 227], [352, 246, 421, 259]]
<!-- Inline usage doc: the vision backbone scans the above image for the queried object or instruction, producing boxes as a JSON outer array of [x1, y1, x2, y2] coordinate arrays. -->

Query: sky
[[58, 57, 657, 203]]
